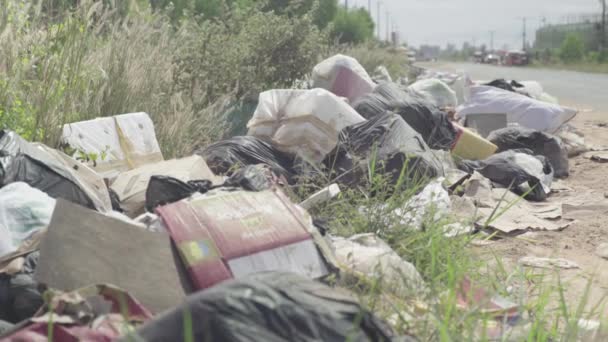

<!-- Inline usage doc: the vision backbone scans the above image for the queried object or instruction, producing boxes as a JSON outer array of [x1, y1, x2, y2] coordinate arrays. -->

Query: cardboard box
[[157, 188, 330, 290]]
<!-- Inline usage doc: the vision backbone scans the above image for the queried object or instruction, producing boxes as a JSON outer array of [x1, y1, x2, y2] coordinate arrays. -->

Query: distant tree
[[331, 7, 374, 44], [559, 33, 585, 63], [151, 0, 337, 28]]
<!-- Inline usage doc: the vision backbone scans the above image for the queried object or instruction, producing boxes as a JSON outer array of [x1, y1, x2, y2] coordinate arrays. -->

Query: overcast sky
[[346, 0, 601, 49]]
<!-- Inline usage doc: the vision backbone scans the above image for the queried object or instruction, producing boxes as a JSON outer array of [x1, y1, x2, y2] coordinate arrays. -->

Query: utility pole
[[377, 1, 382, 40], [490, 31, 495, 51], [386, 11, 390, 42], [368, 0, 371, 13], [522, 17, 527, 51], [345, 0, 348, 10], [601, 0, 606, 51]]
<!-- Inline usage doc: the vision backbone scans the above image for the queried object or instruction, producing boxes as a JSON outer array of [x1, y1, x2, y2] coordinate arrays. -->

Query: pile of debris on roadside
[[0, 53, 591, 341]]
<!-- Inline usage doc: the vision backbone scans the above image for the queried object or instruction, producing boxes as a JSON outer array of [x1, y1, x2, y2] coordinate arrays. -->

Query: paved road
[[419, 62, 608, 116]]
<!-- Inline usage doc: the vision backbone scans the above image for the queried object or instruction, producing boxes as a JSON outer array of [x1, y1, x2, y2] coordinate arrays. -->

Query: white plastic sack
[[409, 78, 458, 108], [457, 86, 577, 133], [61, 112, 163, 179], [0, 182, 56, 257], [396, 178, 451, 229], [247, 89, 365, 162], [312, 54, 376, 103], [331, 233, 425, 294], [516, 81, 558, 104]]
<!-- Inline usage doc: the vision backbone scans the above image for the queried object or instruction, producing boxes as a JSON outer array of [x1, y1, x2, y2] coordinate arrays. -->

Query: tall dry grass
[[0, 0, 330, 157]]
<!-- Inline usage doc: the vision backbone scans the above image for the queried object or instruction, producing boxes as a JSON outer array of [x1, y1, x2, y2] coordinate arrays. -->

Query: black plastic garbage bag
[[484, 79, 527, 94], [353, 82, 406, 119], [0, 130, 97, 210], [122, 272, 397, 342], [145, 176, 212, 212], [325, 113, 443, 188], [391, 99, 457, 150], [0, 251, 43, 324], [459, 150, 553, 201], [487, 127, 569, 178], [198, 136, 296, 182], [353, 83, 457, 150]]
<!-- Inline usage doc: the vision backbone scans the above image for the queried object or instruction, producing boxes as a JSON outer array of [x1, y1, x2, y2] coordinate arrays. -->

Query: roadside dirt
[[474, 110, 608, 319]]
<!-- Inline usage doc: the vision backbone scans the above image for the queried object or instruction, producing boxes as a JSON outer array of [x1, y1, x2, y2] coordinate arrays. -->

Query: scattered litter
[[551, 180, 573, 192], [123, 272, 396, 342], [332, 233, 426, 295], [299, 184, 340, 210], [459, 150, 554, 202], [518, 257, 580, 269], [595, 243, 608, 259], [451, 123, 498, 160], [312, 54, 376, 103], [372, 65, 393, 83], [0, 183, 55, 258], [34, 200, 188, 313], [247, 88, 365, 162], [456, 277, 521, 340], [578, 318, 601, 332], [223, 164, 280, 191], [562, 202, 608, 220], [457, 172, 569, 234], [61, 112, 163, 179], [156, 188, 334, 290], [488, 127, 569, 178], [394, 178, 451, 229], [585, 151, 608, 163], [464, 113, 508, 138], [110, 155, 221, 217], [557, 125, 590, 157], [0, 251, 43, 324], [3, 284, 152, 341], [457, 86, 577, 133], [409, 78, 458, 108]]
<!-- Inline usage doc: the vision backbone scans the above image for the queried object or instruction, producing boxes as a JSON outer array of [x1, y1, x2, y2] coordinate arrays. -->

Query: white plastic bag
[[457, 86, 577, 133], [331, 233, 425, 294], [312, 54, 376, 103], [409, 78, 458, 108], [0, 183, 56, 257], [247, 89, 365, 162], [517, 81, 558, 104]]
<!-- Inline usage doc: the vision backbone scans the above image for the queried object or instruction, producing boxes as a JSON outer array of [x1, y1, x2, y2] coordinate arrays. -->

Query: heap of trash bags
[[0, 53, 588, 341]]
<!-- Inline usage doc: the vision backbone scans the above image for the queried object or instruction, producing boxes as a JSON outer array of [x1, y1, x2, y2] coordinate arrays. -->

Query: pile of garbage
[[0, 54, 589, 340]]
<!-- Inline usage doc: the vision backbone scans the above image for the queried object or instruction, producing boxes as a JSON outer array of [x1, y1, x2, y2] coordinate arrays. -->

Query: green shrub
[[331, 7, 374, 44], [0, 0, 329, 156], [559, 33, 585, 63]]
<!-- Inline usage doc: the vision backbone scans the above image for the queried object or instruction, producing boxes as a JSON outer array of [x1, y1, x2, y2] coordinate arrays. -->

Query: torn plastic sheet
[[331, 233, 426, 295], [0, 130, 111, 211], [457, 172, 570, 234]]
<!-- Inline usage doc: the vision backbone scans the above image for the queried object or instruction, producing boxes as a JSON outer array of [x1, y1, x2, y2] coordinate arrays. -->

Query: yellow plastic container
[[451, 123, 497, 161]]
